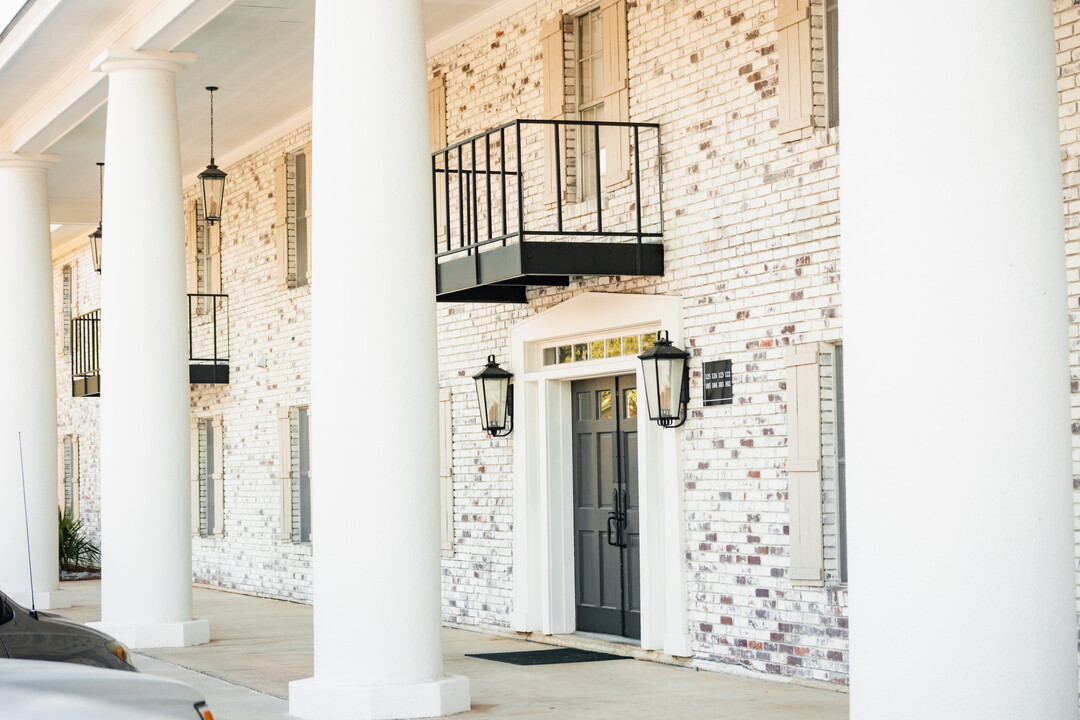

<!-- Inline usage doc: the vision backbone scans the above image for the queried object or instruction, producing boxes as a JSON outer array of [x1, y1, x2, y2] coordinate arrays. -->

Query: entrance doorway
[[571, 374, 640, 639]]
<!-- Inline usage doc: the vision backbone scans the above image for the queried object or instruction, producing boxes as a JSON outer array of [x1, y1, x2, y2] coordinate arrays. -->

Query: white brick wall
[[185, 125, 314, 601], [430, 0, 846, 684]]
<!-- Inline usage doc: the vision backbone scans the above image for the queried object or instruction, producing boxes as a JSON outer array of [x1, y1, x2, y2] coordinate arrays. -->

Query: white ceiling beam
[[0, 0, 235, 152], [0, 0, 64, 75], [126, 0, 234, 51]]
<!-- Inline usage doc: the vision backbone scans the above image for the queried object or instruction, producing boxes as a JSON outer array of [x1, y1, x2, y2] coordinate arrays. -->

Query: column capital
[[91, 49, 195, 76], [0, 153, 59, 170]]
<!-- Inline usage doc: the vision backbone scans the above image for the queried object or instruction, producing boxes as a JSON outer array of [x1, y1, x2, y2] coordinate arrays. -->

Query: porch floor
[[55, 580, 849, 720]]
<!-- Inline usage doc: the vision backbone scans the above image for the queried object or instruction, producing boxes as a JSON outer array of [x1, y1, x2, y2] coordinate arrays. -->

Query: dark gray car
[[0, 590, 136, 671]]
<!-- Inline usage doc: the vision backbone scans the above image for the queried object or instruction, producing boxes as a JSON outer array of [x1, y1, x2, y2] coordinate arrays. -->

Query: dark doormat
[[465, 648, 630, 665]]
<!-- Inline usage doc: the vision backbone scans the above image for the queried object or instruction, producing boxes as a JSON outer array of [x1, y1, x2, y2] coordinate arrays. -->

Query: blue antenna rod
[[18, 432, 37, 619]]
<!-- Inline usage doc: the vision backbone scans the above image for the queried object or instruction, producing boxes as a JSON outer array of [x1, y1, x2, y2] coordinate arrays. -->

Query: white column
[[86, 49, 208, 649], [841, 3, 1076, 718], [0, 154, 70, 611], [289, 1, 470, 718]]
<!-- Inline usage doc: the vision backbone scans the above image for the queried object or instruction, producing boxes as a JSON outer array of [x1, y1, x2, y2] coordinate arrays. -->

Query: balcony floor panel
[[435, 241, 663, 303]]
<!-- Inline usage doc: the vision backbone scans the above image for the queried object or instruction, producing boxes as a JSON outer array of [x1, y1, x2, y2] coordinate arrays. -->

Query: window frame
[[60, 433, 79, 519], [62, 264, 74, 357], [575, 7, 605, 200], [280, 405, 312, 544], [191, 415, 224, 538], [275, 144, 313, 289]]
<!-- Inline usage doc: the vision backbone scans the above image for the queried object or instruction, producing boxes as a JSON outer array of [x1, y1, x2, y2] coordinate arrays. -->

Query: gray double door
[[572, 374, 641, 640]]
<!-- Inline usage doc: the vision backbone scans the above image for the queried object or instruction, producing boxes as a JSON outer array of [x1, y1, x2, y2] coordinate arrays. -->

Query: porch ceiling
[[0, 0, 511, 251]]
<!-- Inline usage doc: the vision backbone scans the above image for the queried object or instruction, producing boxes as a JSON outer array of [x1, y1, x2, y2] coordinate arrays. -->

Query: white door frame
[[508, 292, 691, 656]]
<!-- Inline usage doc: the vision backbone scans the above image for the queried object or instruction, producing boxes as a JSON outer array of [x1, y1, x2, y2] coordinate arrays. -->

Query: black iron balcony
[[433, 119, 664, 303], [71, 309, 100, 397], [188, 293, 229, 384]]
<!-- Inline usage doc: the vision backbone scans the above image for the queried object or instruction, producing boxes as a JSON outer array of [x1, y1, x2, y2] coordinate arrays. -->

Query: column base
[[87, 619, 209, 648], [9, 589, 71, 611], [289, 673, 470, 720], [663, 632, 693, 658]]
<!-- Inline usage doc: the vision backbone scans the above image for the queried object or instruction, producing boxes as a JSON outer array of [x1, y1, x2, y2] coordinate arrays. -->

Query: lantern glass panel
[[202, 173, 226, 222], [641, 354, 686, 421], [657, 356, 686, 418], [477, 375, 509, 430], [89, 227, 102, 273]]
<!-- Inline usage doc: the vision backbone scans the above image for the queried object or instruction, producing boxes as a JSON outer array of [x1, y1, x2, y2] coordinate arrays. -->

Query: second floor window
[[275, 144, 313, 289], [577, 8, 604, 199]]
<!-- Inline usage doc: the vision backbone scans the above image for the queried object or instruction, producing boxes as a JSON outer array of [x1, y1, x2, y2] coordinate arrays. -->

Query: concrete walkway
[[56, 580, 849, 720]]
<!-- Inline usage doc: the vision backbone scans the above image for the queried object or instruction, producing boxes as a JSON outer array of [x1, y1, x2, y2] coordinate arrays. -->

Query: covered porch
[[54, 579, 849, 720]]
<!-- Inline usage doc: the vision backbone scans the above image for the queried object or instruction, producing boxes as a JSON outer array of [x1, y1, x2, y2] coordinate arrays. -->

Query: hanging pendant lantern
[[198, 86, 227, 225], [473, 354, 513, 437], [88, 161, 103, 273], [638, 330, 690, 428]]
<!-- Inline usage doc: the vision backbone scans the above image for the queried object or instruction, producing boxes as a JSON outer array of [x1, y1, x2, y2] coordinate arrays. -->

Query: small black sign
[[703, 359, 733, 406]]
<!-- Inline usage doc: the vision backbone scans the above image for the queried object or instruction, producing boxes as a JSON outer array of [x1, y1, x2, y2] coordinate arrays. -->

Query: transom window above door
[[542, 332, 656, 366]]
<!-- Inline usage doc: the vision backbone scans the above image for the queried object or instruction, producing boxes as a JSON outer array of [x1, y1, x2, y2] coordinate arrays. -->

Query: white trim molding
[[509, 292, 691, 656]]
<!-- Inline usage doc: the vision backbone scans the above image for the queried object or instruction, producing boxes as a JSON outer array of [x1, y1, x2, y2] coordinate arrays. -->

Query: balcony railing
[[432, 118, 664, 302], [71, 309, 100, 397], [188, 293, 229, 384]]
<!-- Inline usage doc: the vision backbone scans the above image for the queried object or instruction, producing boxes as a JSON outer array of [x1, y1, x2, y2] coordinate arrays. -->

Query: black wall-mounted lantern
[[198, 86, 227, 225], [88, 161, 103, 273], [638, 330, 690, 428], [473, 354, 513, 437]]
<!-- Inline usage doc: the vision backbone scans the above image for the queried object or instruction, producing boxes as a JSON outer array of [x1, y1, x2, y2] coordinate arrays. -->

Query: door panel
[[621, 425, 640, 639], [572, 374, 641, 639]]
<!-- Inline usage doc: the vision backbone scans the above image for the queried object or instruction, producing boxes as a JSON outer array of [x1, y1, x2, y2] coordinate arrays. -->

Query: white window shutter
[[786, 344, 824, 584], [541, 15, 566, 119], [190, 418, 200, 535], [278, 409, 293, 541], [70, 261, 78, 318], [541, 14, 566, 205], [208, 222, 221, 296], [429, 75, 446, 152], [776, 0, 812, 142], [601, 0, 630, 189], [185, 201, 198, 296], [303, 141, 313, 285], [304, 408, 312, 543], [212, 415, 225, 537], [56, 437, 65, 511], [439, 388, 454, 557], [429, 77, 448, 239], [273, 155, 291, 287], [70, 434, 80, 520]]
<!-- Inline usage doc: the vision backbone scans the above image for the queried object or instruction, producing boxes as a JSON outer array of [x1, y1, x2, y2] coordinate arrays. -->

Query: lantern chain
[[207, 86, 217, 163]]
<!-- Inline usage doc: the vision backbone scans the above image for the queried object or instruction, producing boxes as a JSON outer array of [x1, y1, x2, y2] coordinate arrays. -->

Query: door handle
[[607, 486, 628, 548]]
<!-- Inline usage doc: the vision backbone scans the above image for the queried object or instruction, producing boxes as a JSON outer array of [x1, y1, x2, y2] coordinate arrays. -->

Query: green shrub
[[58, 507, 100, 571]]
